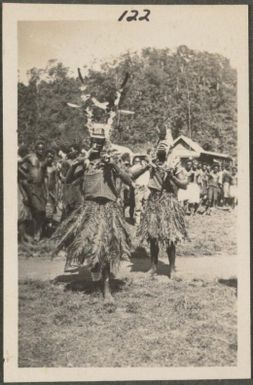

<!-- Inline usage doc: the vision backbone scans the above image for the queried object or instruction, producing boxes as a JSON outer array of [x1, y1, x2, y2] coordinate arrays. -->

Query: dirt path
[[19, 254, 237, 282]]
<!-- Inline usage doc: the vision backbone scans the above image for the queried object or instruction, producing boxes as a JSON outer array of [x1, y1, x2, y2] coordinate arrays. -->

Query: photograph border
[[2, 0, 253, 383]]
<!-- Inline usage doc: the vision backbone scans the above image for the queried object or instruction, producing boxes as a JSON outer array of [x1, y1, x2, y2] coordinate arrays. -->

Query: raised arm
[[110, 161, 134, 187], [65, 159, 87, 184], [169, 168, 188, 190], [130, 164, 150, 180]]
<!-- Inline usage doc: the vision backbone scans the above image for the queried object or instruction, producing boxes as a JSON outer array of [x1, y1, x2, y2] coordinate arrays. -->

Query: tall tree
[[18, 47, 237, 157]]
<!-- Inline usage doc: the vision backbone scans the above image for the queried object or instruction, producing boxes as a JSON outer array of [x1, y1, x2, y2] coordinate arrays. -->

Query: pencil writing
[[118, 9, 150, 22]]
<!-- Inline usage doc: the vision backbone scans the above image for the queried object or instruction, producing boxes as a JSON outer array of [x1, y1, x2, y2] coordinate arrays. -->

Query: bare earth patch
[[18, 209, 237, 367]]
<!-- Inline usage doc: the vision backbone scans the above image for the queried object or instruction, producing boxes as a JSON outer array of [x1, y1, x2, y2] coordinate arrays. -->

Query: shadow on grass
[[218, 277, 237, 288], [131, 246, 149, 259], [53, 267, 126, 294], [218, 277, 237, 296], [130, 256, 170, 277]]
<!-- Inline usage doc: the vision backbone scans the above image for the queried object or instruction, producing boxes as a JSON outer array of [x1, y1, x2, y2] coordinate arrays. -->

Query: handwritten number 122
[[118, 9, 150, 22]]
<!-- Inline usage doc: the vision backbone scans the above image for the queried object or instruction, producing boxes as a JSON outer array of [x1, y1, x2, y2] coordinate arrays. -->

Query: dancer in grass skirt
[[138, 140, 188, 278], [53, 130, 133, 302]]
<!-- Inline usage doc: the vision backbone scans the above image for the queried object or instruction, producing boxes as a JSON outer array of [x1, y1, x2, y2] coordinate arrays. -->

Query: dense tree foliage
[[18, 46, 237, 156]]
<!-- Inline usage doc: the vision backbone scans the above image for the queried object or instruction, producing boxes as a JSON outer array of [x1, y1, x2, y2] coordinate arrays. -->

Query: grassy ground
[[19, 209, 237, 259], [19, 276, 237, 367], [131, 209, 237, 258], [178, 209, 237, 256], [18, 209, 237, 367]]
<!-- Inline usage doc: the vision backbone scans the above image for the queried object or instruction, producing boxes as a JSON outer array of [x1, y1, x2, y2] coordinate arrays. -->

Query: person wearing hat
[[53, 127, 134, 303], [137, 139, 188, 278]]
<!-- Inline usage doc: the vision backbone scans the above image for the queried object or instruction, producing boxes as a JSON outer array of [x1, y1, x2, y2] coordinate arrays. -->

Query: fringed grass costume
[[53, 157, 132, 278], [138, 158, 188, 247]]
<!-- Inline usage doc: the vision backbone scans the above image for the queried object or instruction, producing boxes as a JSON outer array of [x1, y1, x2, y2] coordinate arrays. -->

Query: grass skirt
[[53, 199, 131, 274], [138, 190, 188, 246]]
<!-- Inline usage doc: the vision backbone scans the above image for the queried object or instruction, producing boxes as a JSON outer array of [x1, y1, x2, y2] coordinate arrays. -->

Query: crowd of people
[[17, 135, 237, 301], [118, 156, 238, 223], [18, 140, 238, 242], [178, 159, 238, 215]]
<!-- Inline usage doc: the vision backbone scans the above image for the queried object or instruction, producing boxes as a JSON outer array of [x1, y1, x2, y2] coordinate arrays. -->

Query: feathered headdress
[[67, 68, 134, 142]]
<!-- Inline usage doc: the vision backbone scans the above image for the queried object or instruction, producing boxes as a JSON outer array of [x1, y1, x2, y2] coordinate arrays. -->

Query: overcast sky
[[18, 6, 245, 83]]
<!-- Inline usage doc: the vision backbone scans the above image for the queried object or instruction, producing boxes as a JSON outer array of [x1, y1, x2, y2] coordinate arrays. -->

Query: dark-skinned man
[[18, 141, 47, 242]]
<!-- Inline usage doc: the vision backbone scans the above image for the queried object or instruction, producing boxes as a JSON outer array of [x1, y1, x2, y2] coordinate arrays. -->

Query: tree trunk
[[186, 79, 191, 138]]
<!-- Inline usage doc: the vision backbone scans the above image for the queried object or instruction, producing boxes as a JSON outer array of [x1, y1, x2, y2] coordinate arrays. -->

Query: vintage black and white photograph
[[3, 3, 250, 382]]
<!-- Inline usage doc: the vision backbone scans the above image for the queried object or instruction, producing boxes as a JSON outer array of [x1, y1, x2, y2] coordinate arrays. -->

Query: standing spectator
[[18, 145, 32, 242], [222, 164, 232, 207], [188, 159, 201, 215], [141, 157, 151, 206], [61, 145, 83, 219], [130, 157, 149, 225], [207, 163, 221, 213], [45, 149, 60, 233], [200, 163, 209, 197], [57, 146, 68, 161], [196, 161, 203, 186], [117, 153, 133, 220], [198, 162, 209, 213], [218, 163, 225, 206], [120, 160, 133, 219], [230, 166, 238, 208], [178, 159, 192, 214], [18, 141, 47, 241]]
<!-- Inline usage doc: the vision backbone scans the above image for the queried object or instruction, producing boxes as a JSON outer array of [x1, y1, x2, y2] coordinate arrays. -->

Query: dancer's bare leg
[[167, 243, 176, 279], [102, 263, 114, 303], [148, 238, 159, 275]]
